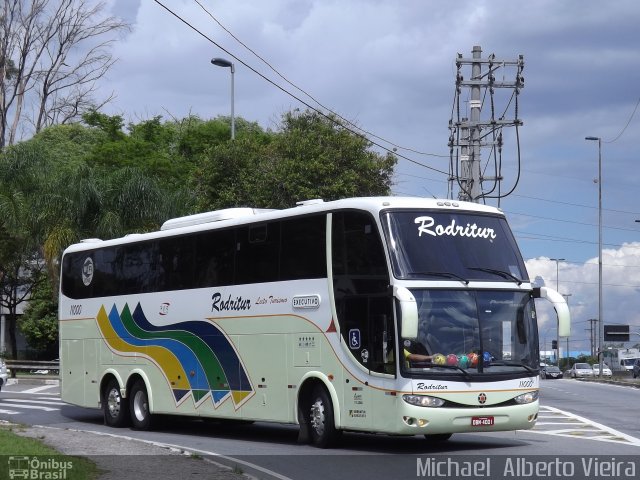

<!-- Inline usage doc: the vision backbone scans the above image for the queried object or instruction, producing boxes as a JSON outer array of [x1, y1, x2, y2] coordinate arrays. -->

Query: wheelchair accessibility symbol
[[348, 329, 361, 349]]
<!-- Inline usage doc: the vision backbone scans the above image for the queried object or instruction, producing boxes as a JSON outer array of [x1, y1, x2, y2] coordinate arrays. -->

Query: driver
[[403, 339, 433, 364]]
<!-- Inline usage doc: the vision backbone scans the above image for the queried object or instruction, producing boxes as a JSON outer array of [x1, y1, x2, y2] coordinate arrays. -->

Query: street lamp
[[585, 136, 603, 377], [211, 57, 235, 140], [550, 258, 565, 363], [562, 293, 572, 364]]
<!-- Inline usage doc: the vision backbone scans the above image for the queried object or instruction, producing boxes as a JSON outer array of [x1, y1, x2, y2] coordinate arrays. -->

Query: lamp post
[[550, 258, 564, 363], [211, 57, 235, 140], [585, 136, 603, 377], [562, 293, 572, 365]]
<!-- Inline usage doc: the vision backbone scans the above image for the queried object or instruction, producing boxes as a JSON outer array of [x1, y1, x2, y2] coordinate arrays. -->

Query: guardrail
[[4, 360, 60, 378]]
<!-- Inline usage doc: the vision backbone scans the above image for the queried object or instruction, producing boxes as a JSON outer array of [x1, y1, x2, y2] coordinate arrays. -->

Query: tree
[[0, 142, 47, 358], [0, 0, 129, 148], [19, 270, 58, 358], [0, 130, 189, 357], [195, 109, 397, 210]]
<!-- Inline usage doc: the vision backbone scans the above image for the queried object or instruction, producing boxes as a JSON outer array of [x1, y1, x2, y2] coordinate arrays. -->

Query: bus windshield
[[382, 211, 529, 282], [401, 289, 539, 377]]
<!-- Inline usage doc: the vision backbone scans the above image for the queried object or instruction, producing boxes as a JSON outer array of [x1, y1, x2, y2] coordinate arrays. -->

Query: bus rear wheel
[[103, 378, 129, 428], [130, 380, 153, 430], [307, 386, 339, 448]]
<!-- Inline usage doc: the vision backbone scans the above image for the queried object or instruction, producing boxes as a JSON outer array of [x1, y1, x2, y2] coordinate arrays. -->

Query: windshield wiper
[[468, 267, 522, 285], [408, 271, 469, 285], [487, 361, 535, 374], [431, 364, 473, 379]]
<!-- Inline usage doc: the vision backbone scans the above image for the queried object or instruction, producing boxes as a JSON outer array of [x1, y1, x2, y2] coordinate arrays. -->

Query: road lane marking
[[2, 398, 64, 406], [0, 409, 19, 415], [532, 405, 640, 446], [22, 385, 59, 394], [0, 403, 57, 412]]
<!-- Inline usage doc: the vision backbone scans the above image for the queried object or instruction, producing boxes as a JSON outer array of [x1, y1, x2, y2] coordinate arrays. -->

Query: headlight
[[514, 391, 539, 404], [402, 394, 445, 408]]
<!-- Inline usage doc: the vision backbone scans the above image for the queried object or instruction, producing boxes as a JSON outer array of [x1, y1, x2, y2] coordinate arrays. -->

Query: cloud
[[526, 242, 640, 352]]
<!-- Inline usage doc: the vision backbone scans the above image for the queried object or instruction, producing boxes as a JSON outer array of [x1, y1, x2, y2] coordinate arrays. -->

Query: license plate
[[471, 416, 494, 427]]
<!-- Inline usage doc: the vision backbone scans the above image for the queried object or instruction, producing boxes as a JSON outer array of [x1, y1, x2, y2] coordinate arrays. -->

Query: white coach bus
[[58, 197, 570, 447]]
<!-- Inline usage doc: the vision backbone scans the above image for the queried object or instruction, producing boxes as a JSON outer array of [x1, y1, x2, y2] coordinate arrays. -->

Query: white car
[[0, 359, 8, 391], [570, 362, 594, 378], [592, 363, 612, 377]]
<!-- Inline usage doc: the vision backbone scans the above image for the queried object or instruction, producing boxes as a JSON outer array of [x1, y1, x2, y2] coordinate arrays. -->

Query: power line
[[506, 210, 640, 234], [193, 0, 449, 159], [514, 230, 640, 250], [152, 0, 450, 176], [604, 96, 640, 144], [512, 193, 640, 216]]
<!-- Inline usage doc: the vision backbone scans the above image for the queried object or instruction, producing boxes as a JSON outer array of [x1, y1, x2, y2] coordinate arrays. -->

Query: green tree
[[19, 271, 58, 358], [0, 142, 48, 358], [195, 109, 396, 210], [0, 126, 194, 357]]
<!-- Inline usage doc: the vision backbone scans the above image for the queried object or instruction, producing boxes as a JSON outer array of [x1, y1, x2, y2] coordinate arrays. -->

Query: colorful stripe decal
[[96, 303, 254, 408]]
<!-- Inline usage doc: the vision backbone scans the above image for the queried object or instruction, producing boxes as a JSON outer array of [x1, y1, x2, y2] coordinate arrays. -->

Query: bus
[[58, 197, 570, 447]]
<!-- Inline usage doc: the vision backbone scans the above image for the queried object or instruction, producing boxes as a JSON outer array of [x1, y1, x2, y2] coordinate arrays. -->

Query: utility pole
[[449, 46, 524, 204], [588, 318, 598, 357]]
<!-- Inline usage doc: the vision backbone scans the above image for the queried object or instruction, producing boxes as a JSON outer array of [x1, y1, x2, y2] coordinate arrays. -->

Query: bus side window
[[236, 223, 280, 284], [280, 215, 326, 280], [194, 229, 236, 287]]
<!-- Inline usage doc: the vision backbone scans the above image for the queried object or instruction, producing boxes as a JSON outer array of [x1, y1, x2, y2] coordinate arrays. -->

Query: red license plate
[[471, 416, 494, 427]]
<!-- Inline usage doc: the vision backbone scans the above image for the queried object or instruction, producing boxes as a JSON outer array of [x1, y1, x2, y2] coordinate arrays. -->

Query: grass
[[0, 425, 100, 479]]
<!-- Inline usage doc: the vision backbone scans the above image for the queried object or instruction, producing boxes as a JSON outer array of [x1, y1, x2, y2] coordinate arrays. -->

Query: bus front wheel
[[103, 378, 129, 428], [130, 380, 153, 430], [307, 385, 340, 448]]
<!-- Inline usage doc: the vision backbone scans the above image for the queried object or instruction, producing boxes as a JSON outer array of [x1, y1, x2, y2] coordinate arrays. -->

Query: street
[[1, 377, 639, 479]]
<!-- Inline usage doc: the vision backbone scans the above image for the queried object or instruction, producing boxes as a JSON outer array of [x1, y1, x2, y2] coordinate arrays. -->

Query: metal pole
[[586, 136, 603, 377], [470, 46, 482, 201], [230, 63, 235, 140], [562, 293, 572, 363], [597, 138, 603, 378], [211, 57, 235, 140], [550, 258, 564, 363]]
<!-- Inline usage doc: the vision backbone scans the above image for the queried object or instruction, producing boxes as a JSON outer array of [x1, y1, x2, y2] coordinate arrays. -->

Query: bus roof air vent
[[80, 238, 103, 243], [161, 208, 276, 231]]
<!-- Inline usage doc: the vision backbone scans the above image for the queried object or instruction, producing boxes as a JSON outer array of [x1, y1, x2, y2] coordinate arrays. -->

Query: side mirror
[[394, 286, 418, 340], [533, 287, 571, 337]]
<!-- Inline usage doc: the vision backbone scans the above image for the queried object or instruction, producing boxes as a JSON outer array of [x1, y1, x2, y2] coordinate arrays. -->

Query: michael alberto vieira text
[[416, 457, 637, 478]]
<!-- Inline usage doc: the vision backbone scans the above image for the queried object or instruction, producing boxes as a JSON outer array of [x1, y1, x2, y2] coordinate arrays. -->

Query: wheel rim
[[107, 388, 121, 419], [310, 398, 325, 436], [133, 390, 148, 422]]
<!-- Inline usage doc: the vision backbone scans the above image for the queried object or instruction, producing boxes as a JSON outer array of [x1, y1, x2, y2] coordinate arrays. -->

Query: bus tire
[[103, 378, 129, 428], [130, 380, 153, 430], [424, 433, 453, 442], [307, 385, 339, 448]]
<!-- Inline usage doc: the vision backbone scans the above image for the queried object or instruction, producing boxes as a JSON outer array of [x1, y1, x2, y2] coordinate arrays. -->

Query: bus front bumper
[[392, 401, 539, 436]]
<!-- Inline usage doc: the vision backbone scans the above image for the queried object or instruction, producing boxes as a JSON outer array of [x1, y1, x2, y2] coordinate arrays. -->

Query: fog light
[[403, 416, 415, 426], [417, 418, 429, 427], [514, 391, 539, 405]]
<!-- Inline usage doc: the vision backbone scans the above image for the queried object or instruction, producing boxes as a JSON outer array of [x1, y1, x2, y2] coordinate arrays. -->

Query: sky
[[97, 0, 640, 355]]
